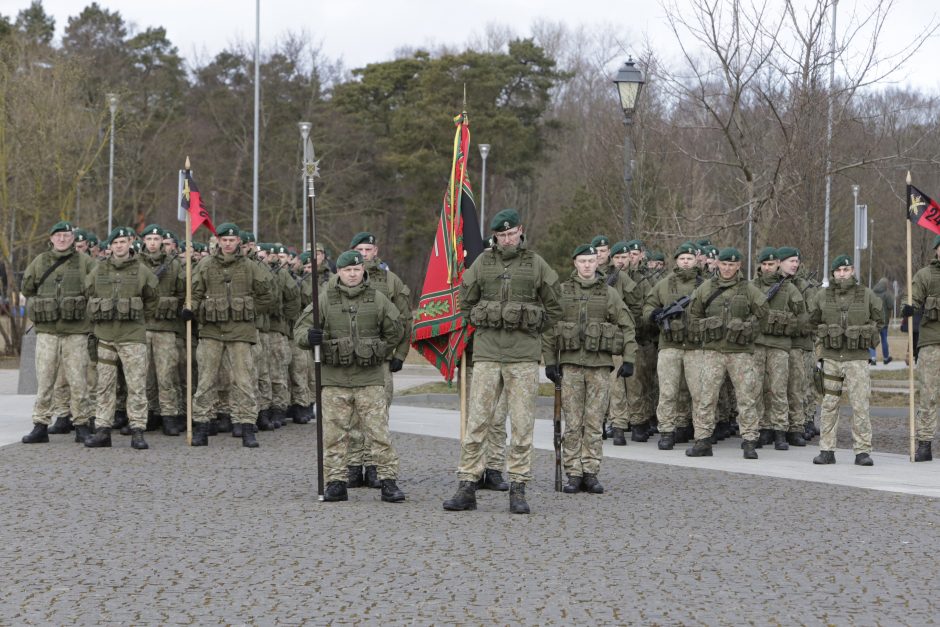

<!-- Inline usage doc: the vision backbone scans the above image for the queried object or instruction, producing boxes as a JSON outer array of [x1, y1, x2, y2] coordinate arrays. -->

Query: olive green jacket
[[364, 259, 413, 362], [911, 259, 940, 348], [22, 247, 94, 335], [269, 263, 301, 336], [644, 266, 701, 350], [790, 270, 819, 351], [84, 255, 159, 344], [191, 248, 274, 344], [752, 271, 805, 351], [809, 277, 884, 361], [140, 251, 185, 334], [688, 273, 769, 353], [598, 263, 643, 332]]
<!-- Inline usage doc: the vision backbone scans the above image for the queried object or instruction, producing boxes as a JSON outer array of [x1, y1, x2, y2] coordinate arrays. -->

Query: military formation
[[19, 213, 940, 514]]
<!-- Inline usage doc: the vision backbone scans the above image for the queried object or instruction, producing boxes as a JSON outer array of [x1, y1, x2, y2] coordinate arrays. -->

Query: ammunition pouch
[[599, 322, 625, 354], [664, 319, 686, 344], [556, 321, 581, 351], [354, 337, 387, 367], [818, 323, 844, 350], [59, 296, 86, 322], [583, 321, 602, 352], [322, 337, 355, 367], [230, 296, 256, 322], [469, 300, 504, 329], [470, 300, 544, 333], [762, 309, 795, 337], [155, 296, 180, 321], [200, 296, 253, 323], [843, 324, 878, 350], [925, 296, 940, 322], [114, 297, 143, 321], [701, 316, 725, 343], [87, 334, 98, 363], [687, 319, 705, 344], [725, 318, 756, 346], [27, 297, 59, 323], [88, 297, 113, 322]]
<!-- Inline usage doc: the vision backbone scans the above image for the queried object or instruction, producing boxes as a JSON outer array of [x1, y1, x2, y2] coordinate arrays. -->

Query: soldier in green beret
[[590, 235, 611, 268], [262, 242, 301, 427], [622, 239, 658, 441], [808, 255, 883, 465], [908, 235, 940, 461]]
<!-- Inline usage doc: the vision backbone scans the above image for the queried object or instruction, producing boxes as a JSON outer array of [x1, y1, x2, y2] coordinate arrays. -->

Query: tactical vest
[[322, 284, 385, 367], [922, 261, 940, 324], [145, 254, 180, 321], [816, 283, 878, 350], [468, 250, 545, 333], [88, 259, 144, 322], [365, 262, 390, 298], [658, 272, 697, 344], [198, 256, 256, 324], [268, 265, 284, 321], [693, 279, 757, 345], [27, 252, 86, 323], [555, 280, 624, 354], [757, 276, 798, 337]]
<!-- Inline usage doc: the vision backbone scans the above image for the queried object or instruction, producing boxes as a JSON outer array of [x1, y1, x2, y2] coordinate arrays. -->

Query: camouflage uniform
[[268, 262, 301, 420], [626, 265, 656, 430], [599, 263, 644, 433], [465, 361, 508, 472], [792, 269, 820, 428], [140, 249, 184, 419], [911, 255, 940, 447]]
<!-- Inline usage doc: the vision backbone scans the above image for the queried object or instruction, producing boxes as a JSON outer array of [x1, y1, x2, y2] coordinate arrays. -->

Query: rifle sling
[[702, 285, 732, 312], [34, 254, 73, 292]]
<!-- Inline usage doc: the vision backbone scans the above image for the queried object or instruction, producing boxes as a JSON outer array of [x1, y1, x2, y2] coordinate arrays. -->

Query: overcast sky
[[8, 0, 938, 89]]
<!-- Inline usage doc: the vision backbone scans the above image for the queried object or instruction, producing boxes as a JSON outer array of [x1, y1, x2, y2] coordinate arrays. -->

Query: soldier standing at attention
[[543, 244, 636, 494], [624, 240, 657, 441], [21, 221, 96, 444], [443, 209, 562, 515], [686, 247, 769, 458], [84, 227, 159, 450], [809, 255, 883, 466], [907, 235, 940, 461], [775, 247, 814, 444], [295, 250, 405, 503]]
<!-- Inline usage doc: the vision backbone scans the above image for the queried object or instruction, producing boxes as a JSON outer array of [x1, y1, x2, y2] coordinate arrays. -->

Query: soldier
[[264, 243, 301, 427], [139, 224, 185, 436], [21, 221, 96, 444], [624, 240, 657, 441], [83, 227, 159, 449], [751, 247, 806, 450], [908, 234, 940, 461], [346, 232, 412, 489], [808, 255, 883, 466], [182, 222, 273, 447], [295, 250, 405, 503], [443, 208, 562, 515], [252, 243, 280, 431], [776, 247, 817, 443], [590, 235, 611, 268], [645, 242, 701, 449], [686, 247, 769, 458], [543, 244, 636, 494]]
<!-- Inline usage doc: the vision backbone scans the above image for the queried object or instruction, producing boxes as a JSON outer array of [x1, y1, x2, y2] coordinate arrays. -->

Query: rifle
[[654, 295, 692, 332], [553, 353, 563, 492], [765, 276, 787, 302], [605, 264, 621, 287]]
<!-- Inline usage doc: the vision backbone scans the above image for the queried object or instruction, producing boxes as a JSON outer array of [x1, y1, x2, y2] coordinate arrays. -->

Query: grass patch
[[870, 367, 914, 380], [400, 380, 557, 397]]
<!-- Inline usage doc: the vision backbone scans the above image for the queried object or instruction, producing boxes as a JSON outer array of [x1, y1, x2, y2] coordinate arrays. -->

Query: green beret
[[933, 235, 940, 250], [216, 223, 240, 237], [272, 243, 287, 255], [240, 230, 256, 243], [704, 245, 719, 259], [718, 247, 743, 262], [571, 244, 597, 258], [757, 246, 778, 263], [336, 250, 364, 268], [490, 209, 520, 232], [350, 232, 376, 248], [695, 238, 712, 248], [108, 226, 135, 241], [132, 240, 143, 252], [674, 242, 697, 258], [590, 235, 610, 248], [625, 239, 643, 252], [649, 251, 665, 262], [49, 221, 73, 235], [315, 242, 326, 252], [299, 251, 311, 264], [87, 232, 99, 246], [73, 229, 88, 242], [831, 254, 853, 272], [163, 230, 178, 242], [142, 224, 163, 238], [610, 241, 629, 256], [776, 246, 799, 261]]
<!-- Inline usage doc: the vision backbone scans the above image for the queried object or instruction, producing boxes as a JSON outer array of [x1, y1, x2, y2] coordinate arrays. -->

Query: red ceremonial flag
[[181, 168, 217, 236], [411, 112, 485, 380], [907, 183, 940, 236]]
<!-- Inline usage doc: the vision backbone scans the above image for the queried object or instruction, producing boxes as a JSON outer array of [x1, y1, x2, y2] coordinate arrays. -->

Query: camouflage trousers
[[176, 335, 188, 415], [255, 333, 274, 411], [655, 348, 695, 433], [787, 349, 807, 431], [914, 344, 940, 440], [753, 346, 789, 431], [627, 343, 657, 425], [717, 374, 737, 422], [693, 351, 760, 441], [145, 330, 180, 416], [31, 333, 93, 426], [270, 332, 291, 411], [457, 361, 539, 484], [322, 385, 398, 483], [193, 339, 257, 424], [819, 359, 872, 454], [96, 341, 148, 430], [802, 350, 818, 423], [346, 364, 393, 466], [561, 365, 609, 477], [467, 365, 508, 470], [289, 342, 311, 406], [608, 355, 630, 429], [52, 365, 69, 417]]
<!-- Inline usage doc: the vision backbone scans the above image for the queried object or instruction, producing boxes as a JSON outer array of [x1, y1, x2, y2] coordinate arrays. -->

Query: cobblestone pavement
[[2, 423, 939, 625]]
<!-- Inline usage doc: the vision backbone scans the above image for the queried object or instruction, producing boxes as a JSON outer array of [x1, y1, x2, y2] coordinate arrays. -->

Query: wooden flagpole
[[184, 156, 193, 446], [905, 171, 916, 462], [459, 362, 467, 443]]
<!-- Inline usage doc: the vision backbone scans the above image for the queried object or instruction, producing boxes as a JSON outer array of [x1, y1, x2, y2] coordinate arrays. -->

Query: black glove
[[180, 308, 195, 322], [307, 328, 323, 346], [649, 308, 664, 324], [545, 364, 562, 384], [902, 304, 915, 318], [617, 362, 634, 378], [389, 358, 404, 373]]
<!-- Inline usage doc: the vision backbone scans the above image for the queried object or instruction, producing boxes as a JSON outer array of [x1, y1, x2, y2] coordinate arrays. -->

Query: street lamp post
[[478, 144, 490, 237], [107, 93, 118, 233], [852, 184, 862, 282], [868, 217, 874, 288], [613, 58, 645, 239], [298, 121, 312, 250]]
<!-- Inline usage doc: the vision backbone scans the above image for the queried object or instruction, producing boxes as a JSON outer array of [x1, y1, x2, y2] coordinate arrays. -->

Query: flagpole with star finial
[[184, 156, 194, 446], [905, 172, 916, 461]]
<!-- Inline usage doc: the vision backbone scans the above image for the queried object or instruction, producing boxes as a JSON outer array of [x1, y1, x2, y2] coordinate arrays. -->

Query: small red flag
[[907, 184, 940, 236], [181, 169, 217, 236]]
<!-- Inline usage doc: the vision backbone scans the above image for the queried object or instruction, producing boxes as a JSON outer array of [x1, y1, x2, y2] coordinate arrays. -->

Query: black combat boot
[[130, 429, 149, 450], [742, 439, 759, 459], [84, 427, 112, 448], [271, 407, 286, 429], [74, 424, 91, 443], [509, 482, 530, 514], [191, 422, 209, 447], [347, 465, 365, 488], [216, 413, 233, 433], [581, 473, 604, 494], [120, 424, 133, 436], [113, 410, 129, 430], [365, 465, 381, 489], [380, 479, 406, 503], [611, 427, 627, 446], [480, 469, 509, 491], [914, 441, 933, 462], [715, 420, 731, 441], [758, 428, 774, 446], [48, 414, 73, 434], [323, 481, 348, 502], [773, 430, 789, 451], [242, 424, 259, 448], [146, 411, 161, 432], [21, 423, 49, 444], [208, 418, 219, 436], [291, 405, 309, 424], [685, 439, 713, 457], [854, 452, 874, 466], [658, 432, 675, 450], [675, 425, 693, 444], [443, 481, 477, 511], [256, 409, 274, 431], [161, 416, 180, 436], [232, 422, 244, 438], [631, 421, 650, 442], [813, 450, 836, 464], [786, 430, 807, 447], [562, 475, 582, 494]]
